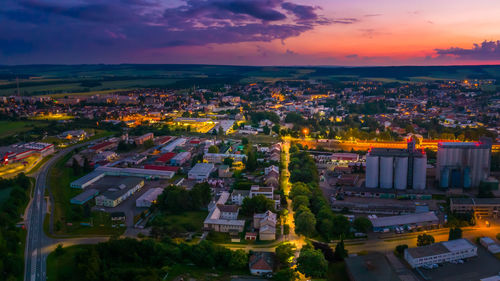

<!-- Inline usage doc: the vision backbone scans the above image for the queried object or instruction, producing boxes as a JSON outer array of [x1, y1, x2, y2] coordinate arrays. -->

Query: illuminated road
[[24, 140, 107, 281]]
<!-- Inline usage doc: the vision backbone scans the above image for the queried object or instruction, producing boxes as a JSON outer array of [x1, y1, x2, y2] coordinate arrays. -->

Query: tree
[[395, 244, 408, 257], [223, 157, 234, 167], [272, 124, 281, 135], [83, 157, 91, 173], [273, 268, 298, 281], [297, 247, 328, 278], [283, 224, 290, 235], [448, 227, 463, 241], [331, 215, 350, 237], [292, 195, 309, 211], [54, 244, 65, 256], [229, 249, 248, 269], [417, 234, 435, 246], [242, 137, 249, 145], [353, 217, 373, 233], [240, 195, 275, 216], [72, 158, 81, 176], [143, 139, 155, 149], [208, 145, 219, 153], [276, 243, 295, 268], [263, 125, 271, 135], [289, 182, 312, 199], [334, 239, 348, 261], [295, 209, 316, 237], [246, 148, 257, 171]]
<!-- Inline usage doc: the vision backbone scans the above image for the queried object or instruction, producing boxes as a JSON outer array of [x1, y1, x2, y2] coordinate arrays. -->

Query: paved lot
[[416, 247, 500, 281]]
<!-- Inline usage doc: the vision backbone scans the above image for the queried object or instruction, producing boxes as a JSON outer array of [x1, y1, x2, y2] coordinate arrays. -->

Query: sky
[[1, 0, 500, 66]]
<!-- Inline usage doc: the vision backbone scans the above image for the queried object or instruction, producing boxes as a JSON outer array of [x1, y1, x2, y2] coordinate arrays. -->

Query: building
[[188, 163, 215, 181], [160, 138, 186, 153], [203, 206, 245, 233], [253, 210, 277, 240], [155, 152, 176, 164], [231, 189, 250, 205], [365, 138, 427, 190], [479, 237, 500, 254], [218, 204, 240, 220], [404, 238, 477, 268], [170, 151, 191, 166], [331, 197, 419, 215], [437, 138, 492, 189], [59, 129, 87, 140], [249, 252, 275, 276], [70, 189, 99, 205], [203, 153, 247, 164], [345, 253, 401, 281], [369, 212, 439, 232], [134, 133, 154, 145], [218, 165, 231, 178], [450, 198, 500, 218], [136, 188, 164, 208], [88, 141, 117, 153], [0, 142, 55, 164], [70, 171, 106, 189], [94, 176, 145, 207]]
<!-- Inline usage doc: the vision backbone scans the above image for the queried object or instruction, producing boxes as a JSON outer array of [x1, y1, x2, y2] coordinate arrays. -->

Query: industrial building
[[369, 212, 439, 232], [437, 138, 492, 189], [0, 142, 55, 164], [94, 176, 144, 207], [203, 153, 246, 164], [450, 197, 500, 218], [365, 138, 427, 190], [160, 138, 186, 153], [404, 238, 477, 268], [70, 189, 99, 205], [188, 163, 215, 180], [170, 151, 191, 166], [136, 188, 164, 207]]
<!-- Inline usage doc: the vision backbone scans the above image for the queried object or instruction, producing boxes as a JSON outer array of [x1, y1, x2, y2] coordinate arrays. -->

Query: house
[[231, 189, 250, 205], [218, 165, 232, 178], [265, 165, 279, 175], [253, 210, 277, 241], [218, 204, 240, 220], [245, 232, 257, 241], [249, 252, 275, 276], [264, 171, 279, 188], [250, 185, 280, 209]]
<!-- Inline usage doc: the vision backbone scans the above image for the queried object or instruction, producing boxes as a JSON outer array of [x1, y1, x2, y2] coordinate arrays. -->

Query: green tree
[[208, 145, 219, 153], [448, 227, 463, 241], [295, 209, 316, 237], [223, 157, 234, 167], [334, 239, 348, 261], [242, 137, 249, 145], [273, 268, 298, 281], [289, 182, 312, 199], [297, 247, 328, 278], [395, 244, 408, 257], [353, 217, 373, 233], [292, 195, 309, 211], [240, 195, 275, 216], [246, 148, 257, 171], [72, 158, 81, 176], [331, 215, 350, 237], [417, 234, 435, 246], [263, 125, 271, 135], [229, 249, 248, 269], [276, 243, 295, 269]]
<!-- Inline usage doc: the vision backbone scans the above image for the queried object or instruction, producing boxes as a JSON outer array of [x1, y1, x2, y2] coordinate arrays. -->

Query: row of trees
[[54, 238, 248, 281], [155, 183, 211, 213]]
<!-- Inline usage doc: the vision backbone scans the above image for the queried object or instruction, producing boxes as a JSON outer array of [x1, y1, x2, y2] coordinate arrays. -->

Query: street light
[[302, 128, 309, 136]]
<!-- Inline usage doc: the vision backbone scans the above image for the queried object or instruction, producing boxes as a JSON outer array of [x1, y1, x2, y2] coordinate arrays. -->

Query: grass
[[46, 244, 93, 281], [165, 264, 247, 281], [0, 120, 48, 137], [326, 261, 349, 281], [154, 210, 208, 234]]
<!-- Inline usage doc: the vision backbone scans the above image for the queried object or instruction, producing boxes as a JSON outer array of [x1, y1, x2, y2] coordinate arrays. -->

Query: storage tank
[[440, 167, 449, 189], [365, 155, 379, 188], [412, 156, 427, 190], [394, 157, 408, 190], [463, 167, 471, 189], [379, 157, 394, 189], [451, 169, 462, 188]]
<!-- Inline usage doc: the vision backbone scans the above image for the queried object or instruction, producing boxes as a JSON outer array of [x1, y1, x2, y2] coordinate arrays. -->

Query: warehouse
[[188, 163, 215, 181], [170, 151, 191, 166], [450, 198, 500, 218], [94, 176, 144, 207], [70, 189, 99, 205], [136, 188, 164, 207], [404, 238, 477, 268], [369, 211, 439, 232]]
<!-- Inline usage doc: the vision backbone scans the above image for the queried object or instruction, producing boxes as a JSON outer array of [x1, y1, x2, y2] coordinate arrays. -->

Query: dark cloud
[[435, 40, 500, 60], [281, 2, 317, 21]]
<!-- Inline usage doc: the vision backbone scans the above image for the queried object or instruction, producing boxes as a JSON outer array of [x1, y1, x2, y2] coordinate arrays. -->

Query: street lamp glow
[[302, 128, 309, 136]]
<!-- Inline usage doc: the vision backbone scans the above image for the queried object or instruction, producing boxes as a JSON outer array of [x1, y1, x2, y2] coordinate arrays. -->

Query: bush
[[395, 244, 408, 257]]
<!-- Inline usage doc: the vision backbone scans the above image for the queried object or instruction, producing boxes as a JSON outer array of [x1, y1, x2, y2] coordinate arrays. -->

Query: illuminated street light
[[302, 128, 309, 136]]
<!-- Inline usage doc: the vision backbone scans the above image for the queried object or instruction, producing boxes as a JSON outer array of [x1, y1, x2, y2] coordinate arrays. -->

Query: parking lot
[[416, 247, 500, 281]]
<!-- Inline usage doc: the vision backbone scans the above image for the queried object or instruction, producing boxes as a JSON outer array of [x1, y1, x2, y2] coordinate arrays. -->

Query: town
[[0, 67, 498, 281]]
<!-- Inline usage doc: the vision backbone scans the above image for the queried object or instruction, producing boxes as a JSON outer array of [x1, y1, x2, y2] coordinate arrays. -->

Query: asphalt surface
[[24, 141, 105, 281]]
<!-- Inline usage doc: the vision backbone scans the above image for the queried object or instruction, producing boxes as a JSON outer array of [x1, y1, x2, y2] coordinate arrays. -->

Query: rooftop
[[369, 212, 438, 228]]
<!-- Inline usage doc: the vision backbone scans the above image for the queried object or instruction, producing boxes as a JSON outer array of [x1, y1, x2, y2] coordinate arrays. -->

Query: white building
[[404, 238, 477, 268], [136, 188, 164, 208], [188, 163, 215, 181], [203, 153, 246, 164]]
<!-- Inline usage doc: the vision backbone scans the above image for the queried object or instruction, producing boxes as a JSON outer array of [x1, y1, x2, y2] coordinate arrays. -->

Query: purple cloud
[[281, 2, 317, 21], [435, 40, 500, 60]]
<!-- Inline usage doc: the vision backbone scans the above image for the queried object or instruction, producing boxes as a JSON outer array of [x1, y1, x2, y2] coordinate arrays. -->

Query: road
[[24, 140, 108, 281]]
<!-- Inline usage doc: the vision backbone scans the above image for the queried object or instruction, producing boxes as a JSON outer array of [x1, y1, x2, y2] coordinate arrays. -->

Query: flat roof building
[[136, 188, 164, 208], [404, 238, 477, 268], [369, 212, 439, 232], [188, 163, 214, 181], [70, 189, 99, 205], [450, 197, 500, 218], [94, 176, 144, 208]]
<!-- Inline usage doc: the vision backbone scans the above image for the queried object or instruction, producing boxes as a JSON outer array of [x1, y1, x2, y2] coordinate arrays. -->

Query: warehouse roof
[[406, 242, 450, 258], [369, 212, 438, 228], [345, 253, 401, 281]]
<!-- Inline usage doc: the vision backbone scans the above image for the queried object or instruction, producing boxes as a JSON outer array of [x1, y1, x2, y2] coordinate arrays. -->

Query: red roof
[[89, 141, 114, 151], [144, 165, 179, 172], [156, 136, 172, 145], [189, 139, 201, 144], [156, 152, 176, 163]]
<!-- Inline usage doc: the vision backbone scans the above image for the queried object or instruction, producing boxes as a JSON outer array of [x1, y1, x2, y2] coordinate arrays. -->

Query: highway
[[24, 141, 106, 281]]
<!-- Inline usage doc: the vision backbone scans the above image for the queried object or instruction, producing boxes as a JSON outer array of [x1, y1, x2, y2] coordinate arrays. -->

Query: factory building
[[404, 239, 477, 268], [437, 138, 492, 189], [365, 138, 427, 190], [136, 188, 164, 208]]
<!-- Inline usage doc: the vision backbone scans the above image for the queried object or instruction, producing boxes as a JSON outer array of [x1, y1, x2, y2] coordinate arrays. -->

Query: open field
[[0, 120, 48, 137]]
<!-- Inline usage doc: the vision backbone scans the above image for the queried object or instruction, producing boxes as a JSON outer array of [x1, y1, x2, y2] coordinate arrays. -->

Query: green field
[[0, 120, 48, 137]]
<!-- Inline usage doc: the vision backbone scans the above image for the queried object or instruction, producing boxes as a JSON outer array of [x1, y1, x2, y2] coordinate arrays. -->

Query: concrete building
[[203, 153, 246, 164], [365, 138, 427, 190], [188, 163, 215, 181], [369, 212, 439, 232], [170, 151, 191, 166], [404, 238, 477, 268], [70, 189, 99, 205], [136, 188, 164, 208], [450, 198, 500, 218], [253, 210, 277, 240], [437, 138, 492, 189], [94, 177, 145, 207], [231, 189, 250, 205], [218, 204, 240, 220], [134, 133, 154, 145]]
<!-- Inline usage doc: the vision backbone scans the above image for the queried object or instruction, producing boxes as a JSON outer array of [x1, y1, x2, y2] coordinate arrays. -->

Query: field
[[0, 120, 48, 137], [1, 64, 500, 97]]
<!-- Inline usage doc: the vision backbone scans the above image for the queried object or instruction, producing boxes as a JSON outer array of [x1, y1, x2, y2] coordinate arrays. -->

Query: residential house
[[249, 252, 275, 276]]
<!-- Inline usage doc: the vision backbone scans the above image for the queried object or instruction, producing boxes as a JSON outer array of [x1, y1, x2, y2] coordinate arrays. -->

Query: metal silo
[[394, 157, 408, 190], [365, 155, 379, 188], [412, 156, 427, 190], [379, 156, 394, 189], [440, 167, 449, 189]]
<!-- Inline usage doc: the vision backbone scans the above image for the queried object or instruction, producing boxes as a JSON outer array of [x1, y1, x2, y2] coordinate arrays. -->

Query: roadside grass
[[46, 244, 93, 281]]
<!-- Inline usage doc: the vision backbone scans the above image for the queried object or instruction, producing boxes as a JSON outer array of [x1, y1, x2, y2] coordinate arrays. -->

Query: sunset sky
[[2, 0, 500, 65]]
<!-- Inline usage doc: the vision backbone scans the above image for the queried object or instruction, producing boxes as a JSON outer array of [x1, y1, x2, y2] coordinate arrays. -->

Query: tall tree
[[417, 234, 435, 246], [297, 246, 328, 278]]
